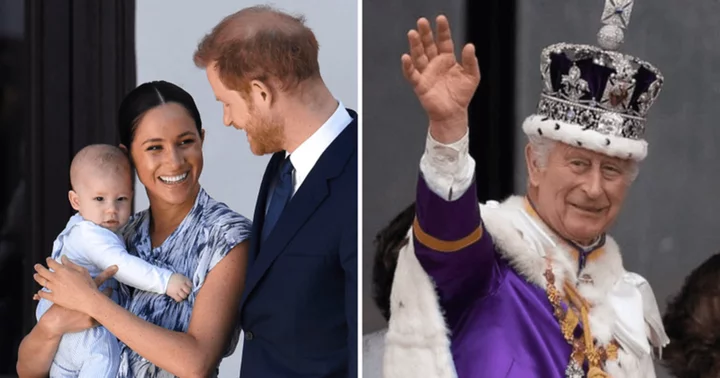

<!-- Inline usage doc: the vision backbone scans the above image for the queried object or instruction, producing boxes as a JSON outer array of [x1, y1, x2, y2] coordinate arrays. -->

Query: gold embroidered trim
[[544, 257, 620, 377], [412, 217, 483, 253]]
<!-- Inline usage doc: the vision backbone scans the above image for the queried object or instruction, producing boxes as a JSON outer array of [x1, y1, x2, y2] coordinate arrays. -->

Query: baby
[[35, 144, 192, 378]]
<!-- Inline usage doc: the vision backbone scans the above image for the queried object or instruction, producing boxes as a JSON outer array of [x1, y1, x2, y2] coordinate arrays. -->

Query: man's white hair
[[527, 135, 639, 183]]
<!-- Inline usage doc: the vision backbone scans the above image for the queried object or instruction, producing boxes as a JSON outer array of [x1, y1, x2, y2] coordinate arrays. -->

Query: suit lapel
[[241, 114, 357, 306]]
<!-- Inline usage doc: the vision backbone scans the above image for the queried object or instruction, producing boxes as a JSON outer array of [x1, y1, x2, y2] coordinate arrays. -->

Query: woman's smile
[[158, 172, 190, 185]]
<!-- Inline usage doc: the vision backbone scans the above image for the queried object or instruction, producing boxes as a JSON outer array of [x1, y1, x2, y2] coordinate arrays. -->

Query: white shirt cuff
[[419, 128, 475, 201]]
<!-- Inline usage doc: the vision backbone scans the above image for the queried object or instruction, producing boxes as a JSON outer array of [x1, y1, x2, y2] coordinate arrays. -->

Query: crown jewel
[[535, 0, 662, 142]]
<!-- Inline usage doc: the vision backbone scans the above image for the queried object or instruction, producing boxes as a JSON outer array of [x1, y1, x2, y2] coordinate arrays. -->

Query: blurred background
[[0, 0, 356, 377], [362, 1, 720, 377]]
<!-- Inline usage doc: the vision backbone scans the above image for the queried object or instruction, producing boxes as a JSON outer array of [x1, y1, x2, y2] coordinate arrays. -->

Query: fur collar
[[480, 196, 624, 294], [384, 195, 663, 378]]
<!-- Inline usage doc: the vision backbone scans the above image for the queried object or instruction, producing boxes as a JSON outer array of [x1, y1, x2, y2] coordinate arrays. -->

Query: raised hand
[[401, 15, 481, 144]]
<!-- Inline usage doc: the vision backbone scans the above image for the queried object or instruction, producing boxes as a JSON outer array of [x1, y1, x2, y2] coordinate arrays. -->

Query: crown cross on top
[[601, 0, 634, 29]]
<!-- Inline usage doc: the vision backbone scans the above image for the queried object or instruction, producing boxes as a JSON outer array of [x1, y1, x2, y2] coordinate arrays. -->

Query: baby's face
[[70, 173, 133, 232]]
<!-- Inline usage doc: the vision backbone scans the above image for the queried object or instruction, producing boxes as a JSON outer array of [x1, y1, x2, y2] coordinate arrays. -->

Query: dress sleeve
[[197, 209, 252, 289]]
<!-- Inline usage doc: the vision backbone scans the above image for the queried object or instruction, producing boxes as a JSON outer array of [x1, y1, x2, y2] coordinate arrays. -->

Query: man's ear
[[249, 80, 272, 109], [525, 143, 542, 187]]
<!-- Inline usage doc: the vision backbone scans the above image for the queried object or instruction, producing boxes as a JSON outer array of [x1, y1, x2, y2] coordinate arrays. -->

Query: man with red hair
[[194, 5, 357, 378]]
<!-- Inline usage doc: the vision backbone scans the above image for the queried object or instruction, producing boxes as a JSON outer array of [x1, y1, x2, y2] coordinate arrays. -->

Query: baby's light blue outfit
[[36, 214, 174, 378]]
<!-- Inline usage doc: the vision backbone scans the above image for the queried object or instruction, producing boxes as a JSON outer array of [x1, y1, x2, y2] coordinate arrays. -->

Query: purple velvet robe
[[414, 175, 574, 377]]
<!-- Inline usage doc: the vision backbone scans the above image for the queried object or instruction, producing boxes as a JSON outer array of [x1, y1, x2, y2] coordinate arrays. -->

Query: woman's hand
[[34, 256, 117, 315]]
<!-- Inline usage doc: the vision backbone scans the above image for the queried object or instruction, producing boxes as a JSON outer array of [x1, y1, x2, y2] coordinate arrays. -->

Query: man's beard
[[244, 109, 285, 156]]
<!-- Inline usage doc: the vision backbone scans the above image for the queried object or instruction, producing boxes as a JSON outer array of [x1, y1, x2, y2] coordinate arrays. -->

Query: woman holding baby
[[16, 81, 250, 378]]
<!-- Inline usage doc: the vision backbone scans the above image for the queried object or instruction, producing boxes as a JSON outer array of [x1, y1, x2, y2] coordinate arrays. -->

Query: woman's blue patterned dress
[[115, 188, 251, 377]]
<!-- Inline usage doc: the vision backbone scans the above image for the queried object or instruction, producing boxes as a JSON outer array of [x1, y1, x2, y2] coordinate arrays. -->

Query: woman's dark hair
[[372, 202, 415, 321], [117, 80, 202, 149], [663, 253, 720, 378]]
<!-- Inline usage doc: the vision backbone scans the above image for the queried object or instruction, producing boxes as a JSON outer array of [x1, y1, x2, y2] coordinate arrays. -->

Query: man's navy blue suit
[[239, 110, 358, 378]]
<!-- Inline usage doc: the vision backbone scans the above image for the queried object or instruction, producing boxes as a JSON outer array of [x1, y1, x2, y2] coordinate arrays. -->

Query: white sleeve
[[70, 223, 173, 294], [419, 128, 476, 201]]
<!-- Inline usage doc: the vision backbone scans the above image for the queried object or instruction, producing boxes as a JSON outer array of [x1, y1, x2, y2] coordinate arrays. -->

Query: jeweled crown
[[536, 0, 662, 141]]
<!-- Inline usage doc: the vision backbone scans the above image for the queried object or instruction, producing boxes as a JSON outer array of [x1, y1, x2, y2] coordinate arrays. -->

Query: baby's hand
[[166, 273, 192, 302]]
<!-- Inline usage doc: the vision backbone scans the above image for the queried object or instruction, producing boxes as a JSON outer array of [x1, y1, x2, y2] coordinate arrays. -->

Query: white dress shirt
[[288, 100, 353, 195], [266, 101, 353, 214], [420, 128, 476, 201]]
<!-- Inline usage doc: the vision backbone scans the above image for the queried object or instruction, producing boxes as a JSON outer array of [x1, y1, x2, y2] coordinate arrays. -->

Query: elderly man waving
[[383, 2, 670, 378]]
